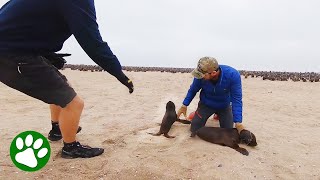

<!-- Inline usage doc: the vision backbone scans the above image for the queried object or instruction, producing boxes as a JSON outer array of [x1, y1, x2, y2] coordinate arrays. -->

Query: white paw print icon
[[15, 134, 48, 168], [10, 131, 51, 171]]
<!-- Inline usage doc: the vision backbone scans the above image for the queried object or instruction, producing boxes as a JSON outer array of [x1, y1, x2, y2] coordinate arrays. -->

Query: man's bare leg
[[50, 104, 61, 123], [59, 95, 84, 143], [48, 103, 82, 141], [59, 95, 104, 158]]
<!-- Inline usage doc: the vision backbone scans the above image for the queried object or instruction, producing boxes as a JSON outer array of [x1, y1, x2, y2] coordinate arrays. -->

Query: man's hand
[[177, 105, 188, 119], [124, 79, 134, 93], [118, 72, 134, 93], [235, 122, 245, 134]]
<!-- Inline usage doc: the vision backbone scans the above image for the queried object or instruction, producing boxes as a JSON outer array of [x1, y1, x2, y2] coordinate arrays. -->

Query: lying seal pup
[[196, 127, 257, 155], [149, 101, 190, 138]]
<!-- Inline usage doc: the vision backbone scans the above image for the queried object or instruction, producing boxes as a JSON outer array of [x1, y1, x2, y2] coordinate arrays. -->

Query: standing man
[[177, 57, 245, 136], [0, 0, 134, 158]]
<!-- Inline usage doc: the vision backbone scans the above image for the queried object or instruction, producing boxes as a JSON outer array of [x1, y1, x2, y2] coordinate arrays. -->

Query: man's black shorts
[[0, 54, 76, 108]]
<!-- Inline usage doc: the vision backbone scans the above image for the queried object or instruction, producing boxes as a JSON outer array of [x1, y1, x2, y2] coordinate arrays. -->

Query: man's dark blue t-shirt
[[0, 0, 123, 79]]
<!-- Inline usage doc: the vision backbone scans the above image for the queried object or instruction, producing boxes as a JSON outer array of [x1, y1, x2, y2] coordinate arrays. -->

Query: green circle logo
[[10, 131, 51, 172]]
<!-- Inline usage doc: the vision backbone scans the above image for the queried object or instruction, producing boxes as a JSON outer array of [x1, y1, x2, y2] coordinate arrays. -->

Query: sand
[[0, 69, 319, 180]]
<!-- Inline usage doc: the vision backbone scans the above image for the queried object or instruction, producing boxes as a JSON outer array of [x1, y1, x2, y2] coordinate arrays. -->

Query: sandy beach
[[0, 69, 319, 180]]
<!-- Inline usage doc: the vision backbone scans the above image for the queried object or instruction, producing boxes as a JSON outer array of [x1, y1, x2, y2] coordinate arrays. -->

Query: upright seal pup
[[196, 127, 257, 155], [149, 101, 190, 138]]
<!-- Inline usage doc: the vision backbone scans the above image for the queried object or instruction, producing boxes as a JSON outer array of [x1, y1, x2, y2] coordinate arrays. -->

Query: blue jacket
[[183, 65, 243, 123], [0, 0, 124, 80]]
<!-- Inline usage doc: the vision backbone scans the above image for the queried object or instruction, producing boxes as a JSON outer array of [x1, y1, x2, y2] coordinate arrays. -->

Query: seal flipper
[[230, 142, 249, 156], [176, 119, 191, 124], [148, 131, 162, 136], [164, 133, 175, 138]]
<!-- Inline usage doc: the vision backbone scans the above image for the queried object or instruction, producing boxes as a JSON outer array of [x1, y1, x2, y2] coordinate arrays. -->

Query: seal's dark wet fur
[[149, 101, 190, 138], [196, 127, 257, 155]]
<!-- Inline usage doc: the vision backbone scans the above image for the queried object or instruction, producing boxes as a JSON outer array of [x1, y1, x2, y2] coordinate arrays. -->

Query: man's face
[[203, 69, 220, 80]]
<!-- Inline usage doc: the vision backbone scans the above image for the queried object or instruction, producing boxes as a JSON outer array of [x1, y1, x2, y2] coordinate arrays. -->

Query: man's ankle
[[51, 121, 60, 131], [63, 141, 78, 149], [64, 141, 77, 146]]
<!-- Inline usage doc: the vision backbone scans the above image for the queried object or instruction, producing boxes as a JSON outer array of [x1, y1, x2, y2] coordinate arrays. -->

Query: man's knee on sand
[[190, 115, 207, 133], [217, 112, 233, 128], [190, 112, 234, 132]]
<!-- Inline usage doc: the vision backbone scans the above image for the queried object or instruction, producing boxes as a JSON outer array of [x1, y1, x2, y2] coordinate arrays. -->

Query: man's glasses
[[205, 67, 220, 76]]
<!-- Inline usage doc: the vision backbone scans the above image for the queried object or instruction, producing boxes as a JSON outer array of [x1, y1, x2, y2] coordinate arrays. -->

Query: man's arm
[[177, 78, 201, 119], [230, 71, 243, 123], [183, 78, 202, 106], [57, 0, 127, 82]]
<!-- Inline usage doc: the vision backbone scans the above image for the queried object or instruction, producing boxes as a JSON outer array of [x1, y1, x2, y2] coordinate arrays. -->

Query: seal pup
[[149, 101, 190, 138], [196, 127, 257, 155]]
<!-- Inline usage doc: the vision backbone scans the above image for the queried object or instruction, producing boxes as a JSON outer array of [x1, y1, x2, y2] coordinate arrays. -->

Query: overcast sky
[[1, 0, 319, 72]]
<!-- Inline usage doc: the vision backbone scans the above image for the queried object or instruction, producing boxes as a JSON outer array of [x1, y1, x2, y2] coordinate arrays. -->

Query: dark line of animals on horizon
[[62, 64, 320, 83]]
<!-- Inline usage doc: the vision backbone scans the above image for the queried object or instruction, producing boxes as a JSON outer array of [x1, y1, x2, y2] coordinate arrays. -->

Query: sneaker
[[61, 141, 104, 159], [48, 126, 82, 141]]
